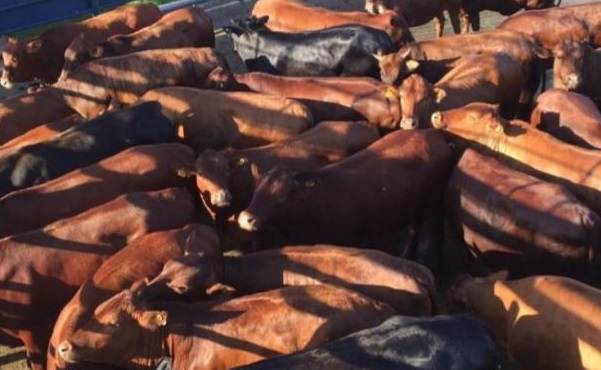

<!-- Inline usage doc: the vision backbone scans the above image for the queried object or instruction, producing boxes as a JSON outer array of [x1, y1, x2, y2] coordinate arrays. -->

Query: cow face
[[376, 48, 416, 85], [145, 252, 222, 300], [398, 74, 442, 129], [431, 102, 503, 142], [59, 34, 100, 81], [58, 281, 167, 367], [383, 11, 414, 46], [552, 40, 586, 91], [195, 150, 250, 209], [238, 167, 318, 232], [2, 37, 42, 87]]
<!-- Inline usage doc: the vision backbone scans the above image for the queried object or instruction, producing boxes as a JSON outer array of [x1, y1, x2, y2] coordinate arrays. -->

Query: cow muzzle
[[400, 117, 419, 130], [57, 341, 78, 363], [238, 211, 260, 232], [431, 111, 444, 128], [565, 73, 582, 90], [0, 70, 13, 89], [210, 190, 232, 208]]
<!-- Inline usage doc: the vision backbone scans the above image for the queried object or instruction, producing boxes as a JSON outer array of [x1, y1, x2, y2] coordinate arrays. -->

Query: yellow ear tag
[[383, 86, 398, 99]]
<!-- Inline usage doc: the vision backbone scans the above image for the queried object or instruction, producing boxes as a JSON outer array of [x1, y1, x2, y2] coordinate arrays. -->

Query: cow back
[[0, 101, 175, 198]]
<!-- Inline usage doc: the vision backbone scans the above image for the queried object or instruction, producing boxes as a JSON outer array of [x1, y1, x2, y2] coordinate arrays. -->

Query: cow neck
[[386, 87, 402, 128], [128, 311, 167, 370]]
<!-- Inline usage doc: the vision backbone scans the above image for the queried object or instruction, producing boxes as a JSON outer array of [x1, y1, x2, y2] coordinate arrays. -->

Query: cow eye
[[11, 56, 17, 63]]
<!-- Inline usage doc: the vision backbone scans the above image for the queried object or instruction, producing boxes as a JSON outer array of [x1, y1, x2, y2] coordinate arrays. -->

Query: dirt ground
[[0, 0, 507, 369]]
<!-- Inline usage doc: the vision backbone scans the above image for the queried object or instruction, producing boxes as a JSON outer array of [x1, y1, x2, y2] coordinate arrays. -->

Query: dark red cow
[[58, 283, 396, 370], [238, 129, 453, 254], [0, 187, 198, 370], [231, 72, 402, 129], [459, 0, 557, 33], [60, 7, 215, 79], [1, 3, 161, 86], [444, 148, 601, 284], [145, 244, 436, 316], [47, 224, 220, 370], [531, 88, 601, 149]]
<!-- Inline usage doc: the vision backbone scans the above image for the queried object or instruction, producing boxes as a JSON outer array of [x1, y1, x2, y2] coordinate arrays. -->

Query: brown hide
[[60, 284, 396, 370], [364, 0, 462, 37], [238, 129, 453, 247], [139, 86, 313, 150], [431, 102, 601, 219], [378, 29, 539, 85], [0, 143, 195, 238], [54, 47, 228, 119], [194, 121, 379, 222], [0, 187, 198, 369], [447, 275, 601, 370], [60, 7, 215, 79], [0, 87, 74, 145], [1, 3, 161, 85], [530, 89, 601, 149], [232, 72, 401, 129], [0, 114, 84, 155], [251, 0, 413, 46], [498, 10, 589, 51], [444, 148, 600, 282], [146, 244, 436, 316], [47, 225, 220, 370]]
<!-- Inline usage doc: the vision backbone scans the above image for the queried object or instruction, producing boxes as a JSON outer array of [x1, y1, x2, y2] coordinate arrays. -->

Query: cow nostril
[[431, 112, 442, 128], [238, 211, 259, 231], [58, 341, 72, 354]]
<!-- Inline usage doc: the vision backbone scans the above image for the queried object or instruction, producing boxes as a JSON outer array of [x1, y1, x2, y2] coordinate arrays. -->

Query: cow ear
[[26, 39, 42, 52], [256, 15, 269, 26], [405, 59, 419, 72], [372, 51, 384, 62], [138, 310, 168, 330], [432, 87, 446, 103], [5, 36, 16, 44], [89, 45, 104, 59], [398, 48, 411, 61]]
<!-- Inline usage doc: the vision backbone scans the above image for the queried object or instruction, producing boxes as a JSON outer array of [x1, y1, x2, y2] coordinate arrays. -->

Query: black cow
[[233, 314, 501, 370], [0, 101, 174, 197], [226, 16, 395, 78]]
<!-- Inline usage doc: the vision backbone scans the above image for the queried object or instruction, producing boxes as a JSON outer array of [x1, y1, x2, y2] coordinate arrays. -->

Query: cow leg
[[415, 209, 445, 276], [20, 332, 48, 370], [433, 12, 445, 37], [446, 4, 462, 34], [459, 9, 470, 33]]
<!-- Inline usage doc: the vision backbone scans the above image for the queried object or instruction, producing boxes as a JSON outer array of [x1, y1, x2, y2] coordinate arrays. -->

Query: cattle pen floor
[[0, 0, 577, 367]]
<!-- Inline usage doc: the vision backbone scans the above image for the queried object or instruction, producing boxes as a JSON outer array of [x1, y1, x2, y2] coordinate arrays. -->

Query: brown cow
[[231, 72, 401, 129], [553, 40, 601, 100], [531, 89, 601, 150], [444, 148, 601, 283], [139, 86, 313, 150], [557, 2, 601, 45], [47, 224, 220, 370], [364, 0, 462, 37], [0, 143, 195, 238], [498, 10, 589, 51], [459, 0, 557, 34], [53, 47, 229, 119], [251, 0, 414, 46], [0, 87, 75, 145], [58, 283, 396, 370], [0, 187, 198, 369], [238, 129, 453, 255], [1, 3, 161, 86], [0, 114, 84, 155], [190, 121, 379, 223], [447, 274, 601, 370], [145, 245, 436, 316], [60, 7, 215, 80], [431, 102, 601, 217], [377, 28, 543, 85], [396, 52, 528, 128]]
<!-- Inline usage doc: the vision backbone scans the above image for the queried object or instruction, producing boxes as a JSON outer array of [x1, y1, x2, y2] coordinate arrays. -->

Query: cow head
[[431, 102, 503, 142], [238, 167, 318, 232], [397, 74, 444, 129], [58, 280, 168, 368], [195, 149, 251, 209], [552, 39, 587, 91], [382, 11, 415, 47], [59, 34, 105, 81], [375, 48, 418, 85], [444, 271, 509, 313], [144, 251, 223, 301], [1, 36, 42, 88]]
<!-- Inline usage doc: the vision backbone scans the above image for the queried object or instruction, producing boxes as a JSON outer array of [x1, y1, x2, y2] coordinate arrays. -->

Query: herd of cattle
[[1, 0, 601, 369]]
